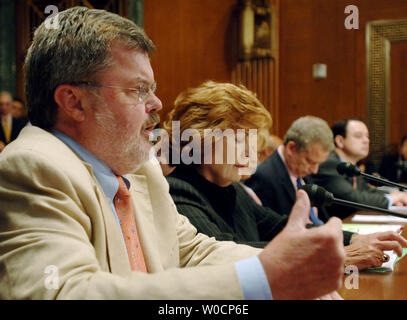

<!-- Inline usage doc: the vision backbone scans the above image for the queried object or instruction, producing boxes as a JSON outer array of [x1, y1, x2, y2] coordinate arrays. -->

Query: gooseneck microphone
[[299, 184, 407, 219], [337, 162, 407, 191]]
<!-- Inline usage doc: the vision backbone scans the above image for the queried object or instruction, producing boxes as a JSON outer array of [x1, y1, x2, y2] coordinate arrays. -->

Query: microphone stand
[[330, 197, 407, 219], [337, 162, 407, 191], [300, 183, 407, 220], [359, 172, 407, 191]]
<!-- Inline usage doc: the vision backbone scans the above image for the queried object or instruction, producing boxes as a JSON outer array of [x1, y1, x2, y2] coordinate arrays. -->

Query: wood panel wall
[[11, 0, 407, 145], [144, 0, 237, 118], [144, 0, 279, 132], [146, 0, 407, 145], [278, 0, 407, 140]]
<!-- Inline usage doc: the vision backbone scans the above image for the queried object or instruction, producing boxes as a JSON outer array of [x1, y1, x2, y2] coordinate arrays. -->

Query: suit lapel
[[91, 168, 165, 275], [0, 122, 6, 143], [82, 162, 132, 276], [84, 159, 170, 275], [273, 153, 296, 204], [94, 185, 133, 276], [127, 174, 162, 273], [11, 118, 18, 141]]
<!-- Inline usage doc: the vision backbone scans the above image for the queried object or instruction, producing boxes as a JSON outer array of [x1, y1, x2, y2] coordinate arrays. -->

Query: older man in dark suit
[[246, 116, 333, 222], [246, 116, 407, 270]]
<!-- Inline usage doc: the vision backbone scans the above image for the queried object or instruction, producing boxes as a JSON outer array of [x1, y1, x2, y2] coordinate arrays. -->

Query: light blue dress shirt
[[52, 130, 272, 300]]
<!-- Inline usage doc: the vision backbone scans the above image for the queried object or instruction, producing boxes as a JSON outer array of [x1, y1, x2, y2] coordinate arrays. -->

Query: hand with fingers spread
[[258, 190, 346, 300], [345, 231, 407, 270]]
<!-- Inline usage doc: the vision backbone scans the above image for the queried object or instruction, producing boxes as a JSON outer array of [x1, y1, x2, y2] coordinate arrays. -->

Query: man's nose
[[146, 93, 162, 113]]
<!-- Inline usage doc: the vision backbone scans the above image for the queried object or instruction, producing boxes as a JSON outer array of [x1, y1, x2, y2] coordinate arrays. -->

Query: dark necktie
[[296, 178, 324, 225]]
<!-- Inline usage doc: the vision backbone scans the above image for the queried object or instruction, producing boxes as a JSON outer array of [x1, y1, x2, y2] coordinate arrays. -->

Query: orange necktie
[[114, 176, 147, 272]]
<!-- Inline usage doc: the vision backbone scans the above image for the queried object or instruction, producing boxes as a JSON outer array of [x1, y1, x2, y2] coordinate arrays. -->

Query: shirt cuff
[[235, 256, 273, 300], [385, 193, 393, 207]]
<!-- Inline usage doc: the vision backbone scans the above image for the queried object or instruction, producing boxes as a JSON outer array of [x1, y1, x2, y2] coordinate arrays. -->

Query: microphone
[[299, 184, 407, 219], [337, 162, 407, 191]]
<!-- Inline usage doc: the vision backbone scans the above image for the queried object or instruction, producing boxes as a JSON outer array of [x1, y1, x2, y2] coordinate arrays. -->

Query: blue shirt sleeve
[[385, 193, 393, 207], [235, 256, 273, 300]]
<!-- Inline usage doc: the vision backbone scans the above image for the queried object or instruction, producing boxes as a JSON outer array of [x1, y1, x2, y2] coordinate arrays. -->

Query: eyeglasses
[[71, 81, 157, 103]]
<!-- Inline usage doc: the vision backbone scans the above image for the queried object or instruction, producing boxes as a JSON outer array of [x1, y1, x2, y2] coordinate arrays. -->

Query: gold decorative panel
[[366, 19, 407, 161], [232, 0, 278, 133], [231, 59, 273, 118]]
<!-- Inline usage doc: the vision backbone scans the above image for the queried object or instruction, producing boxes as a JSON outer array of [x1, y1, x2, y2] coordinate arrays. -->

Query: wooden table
[[339, 213, 407, 299]]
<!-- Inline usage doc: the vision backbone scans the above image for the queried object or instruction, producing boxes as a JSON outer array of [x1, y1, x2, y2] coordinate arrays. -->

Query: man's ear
[[286, 141, 297, 154], [54, 85, 85, 122], [334, 135, 345, 149]]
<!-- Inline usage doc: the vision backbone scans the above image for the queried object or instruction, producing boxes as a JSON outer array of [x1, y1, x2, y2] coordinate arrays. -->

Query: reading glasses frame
[[70, 81, 157, 103]]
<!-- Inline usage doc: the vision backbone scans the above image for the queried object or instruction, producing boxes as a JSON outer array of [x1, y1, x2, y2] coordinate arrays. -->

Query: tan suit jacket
[[0, 126, 260, 299]]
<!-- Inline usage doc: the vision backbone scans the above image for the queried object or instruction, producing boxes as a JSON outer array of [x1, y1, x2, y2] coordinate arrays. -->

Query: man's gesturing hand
[[258, 190, 346, 299]]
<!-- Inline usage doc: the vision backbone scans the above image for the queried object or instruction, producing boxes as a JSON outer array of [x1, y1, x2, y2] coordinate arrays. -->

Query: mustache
[[142, 112, 161, 130]]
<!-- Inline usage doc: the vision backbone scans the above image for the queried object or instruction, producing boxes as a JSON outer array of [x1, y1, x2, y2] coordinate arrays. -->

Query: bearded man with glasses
[[0, 7, 346, 300]]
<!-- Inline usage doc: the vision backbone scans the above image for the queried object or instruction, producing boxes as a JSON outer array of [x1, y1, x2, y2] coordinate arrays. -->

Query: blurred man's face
[[341, 120, 370, 162], [11, 100, 24, 118], [285, 141, 330, 178], [0, 94, 12, 116]]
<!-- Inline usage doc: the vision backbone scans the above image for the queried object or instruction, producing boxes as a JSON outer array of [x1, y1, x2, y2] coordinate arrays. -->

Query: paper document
[[342, 223, 402, 234], [389, 206, 407, 214], [351, 214, 407, 223]]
